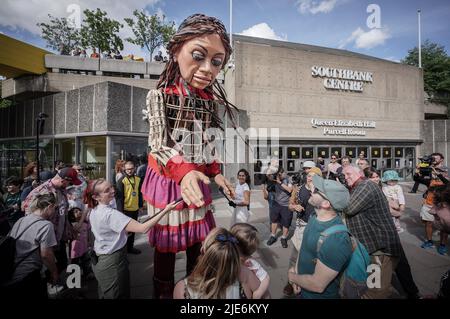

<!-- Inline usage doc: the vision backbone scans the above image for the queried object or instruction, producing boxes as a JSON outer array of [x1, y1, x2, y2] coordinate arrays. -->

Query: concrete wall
[[421, 119, 450, 166], [233, 36, 424, 143], [424, 101, 448, 118], [1, 73, 159, 100], [45, 55, 163, 75], [0, 81, 155, 139]]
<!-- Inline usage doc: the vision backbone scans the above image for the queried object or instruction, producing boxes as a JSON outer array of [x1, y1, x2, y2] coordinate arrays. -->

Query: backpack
[[0, 218, 44, 285], [316, 224, 371, 299]]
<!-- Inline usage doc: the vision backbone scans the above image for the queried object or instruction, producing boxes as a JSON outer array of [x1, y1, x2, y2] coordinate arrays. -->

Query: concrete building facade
[[226, 35, 446, 184], [1, 35, 449, 185]]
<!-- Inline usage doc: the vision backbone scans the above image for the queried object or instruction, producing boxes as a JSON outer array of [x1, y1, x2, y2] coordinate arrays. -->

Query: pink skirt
[[141, 166, 216, 253]]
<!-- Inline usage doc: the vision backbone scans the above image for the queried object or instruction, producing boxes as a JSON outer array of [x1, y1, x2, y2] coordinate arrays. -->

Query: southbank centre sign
[[311, 118, 376, 136], [311, 66, 373, 92]]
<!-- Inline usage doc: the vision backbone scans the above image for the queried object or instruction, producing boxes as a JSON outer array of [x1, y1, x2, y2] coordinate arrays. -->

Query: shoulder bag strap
[[13, 219, 46, 268], [316, 224, 349, 253]]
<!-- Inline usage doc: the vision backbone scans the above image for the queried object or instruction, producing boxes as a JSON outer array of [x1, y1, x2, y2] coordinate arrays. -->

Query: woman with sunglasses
[[326, 155, 342, 180]]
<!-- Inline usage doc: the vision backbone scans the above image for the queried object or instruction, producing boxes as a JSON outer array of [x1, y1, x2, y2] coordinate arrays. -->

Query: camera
[[291, 172, 302, 185], [336, 172, 347, 187], [329, 171, 348, 187], [418, 155, 433, 178]]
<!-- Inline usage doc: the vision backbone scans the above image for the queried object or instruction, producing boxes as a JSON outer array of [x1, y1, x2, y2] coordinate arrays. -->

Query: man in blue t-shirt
[[288, 175, 353, 299]]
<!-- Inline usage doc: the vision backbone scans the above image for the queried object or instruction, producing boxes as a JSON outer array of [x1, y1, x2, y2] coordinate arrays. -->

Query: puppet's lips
[[193, 75, 211, 84]]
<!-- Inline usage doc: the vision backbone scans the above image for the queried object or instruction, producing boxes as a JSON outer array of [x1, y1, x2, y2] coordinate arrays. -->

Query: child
[[230, 223, 270, 299], [67, 200, 91, 275], [382, 170, 405, 233], [173, 227, 245, 299]]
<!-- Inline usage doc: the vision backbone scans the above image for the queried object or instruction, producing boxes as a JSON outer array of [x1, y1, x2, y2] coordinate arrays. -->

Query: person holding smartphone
[[266, 167, 293, 248]]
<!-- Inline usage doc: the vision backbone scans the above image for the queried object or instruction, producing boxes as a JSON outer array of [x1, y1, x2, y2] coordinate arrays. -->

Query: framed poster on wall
[[302, 147, 314, 159], [318, 147, 329, 158]]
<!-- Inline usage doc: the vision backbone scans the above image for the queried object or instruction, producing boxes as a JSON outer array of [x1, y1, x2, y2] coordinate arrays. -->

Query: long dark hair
[[434, 184, 450, 207], [237, 169, 251, 188], [23, 161, 37, 178], [363, 166, 380, 179], [157, 13, 238, 129]]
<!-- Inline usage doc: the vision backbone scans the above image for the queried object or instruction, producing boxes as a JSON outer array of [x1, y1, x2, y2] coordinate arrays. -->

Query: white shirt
[[90, 204, 131, 255], [246, 258, 268, 282], [235, 182, 250, 205], [382, 184, 406, 205], [184, 279, 241, 299]]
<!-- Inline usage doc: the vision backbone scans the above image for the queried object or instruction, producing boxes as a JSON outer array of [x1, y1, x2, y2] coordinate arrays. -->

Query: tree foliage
[[0, 81, 12, 109], [37, 14, 81, 55], [124, 10, 175, 61], [402, 40, 450, 106], [80, 8, 124, 56]]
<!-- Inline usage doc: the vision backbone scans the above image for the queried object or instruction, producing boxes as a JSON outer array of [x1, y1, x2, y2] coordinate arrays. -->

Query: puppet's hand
[[180, 171, 210, 207], [214, 174, 235, 200]]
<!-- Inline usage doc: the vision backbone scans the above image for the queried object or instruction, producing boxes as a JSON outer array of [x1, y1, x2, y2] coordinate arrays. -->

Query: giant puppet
[[141, 14, 237, 298]]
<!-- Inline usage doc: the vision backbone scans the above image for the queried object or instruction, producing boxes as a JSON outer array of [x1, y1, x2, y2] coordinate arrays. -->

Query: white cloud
[[296, 0, 338, 14], [0, 0, 162, 58], [338, 27, 364, 49], [384, 56, 400, 63], [339, 27, 391, 50], [239, 23, 287, 41]]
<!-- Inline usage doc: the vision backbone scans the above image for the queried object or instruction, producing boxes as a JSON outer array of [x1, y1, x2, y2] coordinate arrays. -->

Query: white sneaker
[[47, 283, 64, 297]]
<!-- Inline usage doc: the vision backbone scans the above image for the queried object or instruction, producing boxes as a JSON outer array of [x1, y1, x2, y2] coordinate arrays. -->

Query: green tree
[[0, 80, 12, 109], [37, 14, 81, 55], [80, 8, 124, 58], [124, 10, 175, 61], [402, 40, 450, 107]]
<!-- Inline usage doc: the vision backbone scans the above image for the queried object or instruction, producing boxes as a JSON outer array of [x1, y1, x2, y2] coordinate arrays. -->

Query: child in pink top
[[68, 200, 91, 273]]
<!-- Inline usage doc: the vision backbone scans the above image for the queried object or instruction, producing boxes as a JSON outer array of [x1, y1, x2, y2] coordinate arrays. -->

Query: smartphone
[[139, 197, 184, 223], [173, 197, 184, 205]]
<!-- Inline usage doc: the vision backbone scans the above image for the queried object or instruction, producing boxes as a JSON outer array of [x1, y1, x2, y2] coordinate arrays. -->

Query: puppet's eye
[[211, 58, 223, 67], [192, 51, 204, 61]]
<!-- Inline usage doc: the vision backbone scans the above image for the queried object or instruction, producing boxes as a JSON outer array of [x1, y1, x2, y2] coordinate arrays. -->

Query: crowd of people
[[1, 152, 448, 300], [60, 45, 168, 63], [260, 152, 449, 299]]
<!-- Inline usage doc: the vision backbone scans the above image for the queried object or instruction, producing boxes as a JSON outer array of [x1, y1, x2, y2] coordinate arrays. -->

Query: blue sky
[[0, 0, 449, 62]]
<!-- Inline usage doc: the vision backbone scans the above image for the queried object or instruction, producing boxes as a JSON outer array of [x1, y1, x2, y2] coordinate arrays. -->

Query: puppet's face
[[174, 33, 226, 89]]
